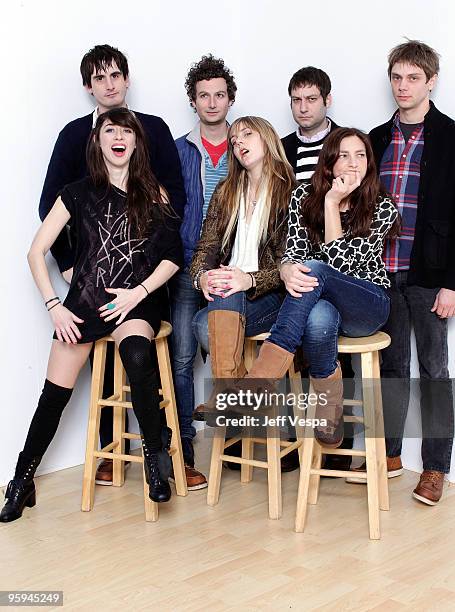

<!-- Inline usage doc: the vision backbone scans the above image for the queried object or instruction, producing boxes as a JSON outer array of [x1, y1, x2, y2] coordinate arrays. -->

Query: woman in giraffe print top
[[244, 127, 399, 449]]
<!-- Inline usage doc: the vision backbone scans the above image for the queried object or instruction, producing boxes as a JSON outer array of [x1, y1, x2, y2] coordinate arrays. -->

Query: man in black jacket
[[352, 40, 454, 504], [39, 44, 185, 485]]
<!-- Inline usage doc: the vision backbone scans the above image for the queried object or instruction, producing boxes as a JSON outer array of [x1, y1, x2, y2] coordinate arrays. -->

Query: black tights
[[118, 335, 161, 451], [17, 335, 162, 477]]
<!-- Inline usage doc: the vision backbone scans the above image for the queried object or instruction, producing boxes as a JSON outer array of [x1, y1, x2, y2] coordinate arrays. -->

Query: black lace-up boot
[[141, 427, 172, 503], [0, 453, 41, 523]]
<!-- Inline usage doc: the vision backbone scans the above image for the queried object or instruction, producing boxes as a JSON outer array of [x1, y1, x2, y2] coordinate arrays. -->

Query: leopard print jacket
[[282, 185, 398, 288], [190, 188, 288, 299]]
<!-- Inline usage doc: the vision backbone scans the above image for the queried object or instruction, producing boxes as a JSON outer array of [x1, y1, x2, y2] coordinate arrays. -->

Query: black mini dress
[[56, 178, 182, 343]]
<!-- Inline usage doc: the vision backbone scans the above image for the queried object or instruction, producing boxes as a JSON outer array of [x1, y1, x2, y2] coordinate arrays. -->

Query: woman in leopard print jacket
[[245, 127, 399, 448]]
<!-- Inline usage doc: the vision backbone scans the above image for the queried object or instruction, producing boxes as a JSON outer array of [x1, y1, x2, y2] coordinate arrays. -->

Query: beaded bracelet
[[194, 269, 208, 291]]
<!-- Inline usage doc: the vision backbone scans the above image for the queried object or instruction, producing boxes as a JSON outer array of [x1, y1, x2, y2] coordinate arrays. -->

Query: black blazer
[[370, 102, 455, 290]]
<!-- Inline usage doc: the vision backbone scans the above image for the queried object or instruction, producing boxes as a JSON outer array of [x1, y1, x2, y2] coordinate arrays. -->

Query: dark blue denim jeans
[[192, 290, 283, 353], [168, 270, 200, 440], [381, 271, 454, 473], [268, 260, 390, 378]]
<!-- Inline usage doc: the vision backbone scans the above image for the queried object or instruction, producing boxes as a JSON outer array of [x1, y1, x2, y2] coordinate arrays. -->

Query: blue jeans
[[192, 290, 283, 353], [268, 260, 390, 378], [381, 271, 454, 473], [168, 270, 200, 440]]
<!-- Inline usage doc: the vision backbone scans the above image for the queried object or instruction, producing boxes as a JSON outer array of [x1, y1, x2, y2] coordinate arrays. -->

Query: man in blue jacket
[[39, 44, 185, 485], [171, 55, 237, 488]]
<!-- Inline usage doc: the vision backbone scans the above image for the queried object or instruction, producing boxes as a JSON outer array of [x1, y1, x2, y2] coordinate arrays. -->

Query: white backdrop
[[1, 0, 454, 484]]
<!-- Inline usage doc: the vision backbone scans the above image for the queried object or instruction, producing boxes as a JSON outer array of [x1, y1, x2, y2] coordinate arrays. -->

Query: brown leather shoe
[[95, 459, 130, 486], [184, 465, 208, 491], [345, 455, 404, 484], [169, 465, 208, 491], [412, 470, 444, 505]]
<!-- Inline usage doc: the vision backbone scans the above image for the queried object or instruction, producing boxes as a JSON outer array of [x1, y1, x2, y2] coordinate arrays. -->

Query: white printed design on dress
[[96, 203, 146, 288]]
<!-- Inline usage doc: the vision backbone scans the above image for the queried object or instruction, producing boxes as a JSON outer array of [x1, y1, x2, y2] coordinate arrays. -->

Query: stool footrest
[[100, 442, 118, 452], [122, 385, 164, 395], [311, 468, 366, 478], [344, 416, 364, 423], [94, 451, 143, 463], [321, 448, 366, 457], [223, 436, 242, 449], [280, 440, 302, 457], [97, 399, 169, 409], [220, 455, 268, 469]]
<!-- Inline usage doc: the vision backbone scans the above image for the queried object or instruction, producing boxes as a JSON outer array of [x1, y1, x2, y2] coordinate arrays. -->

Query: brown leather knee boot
[[311, 363, 344, 448], [192, 310, 246, 420], [246, 341, 294, 380]]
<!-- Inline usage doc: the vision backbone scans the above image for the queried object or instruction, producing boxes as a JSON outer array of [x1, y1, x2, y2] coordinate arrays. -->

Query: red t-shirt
[[201, 137, 228, 167]]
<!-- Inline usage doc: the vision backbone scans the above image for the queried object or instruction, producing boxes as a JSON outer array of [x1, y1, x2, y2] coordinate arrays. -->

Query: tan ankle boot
[[192, 310, 246, 420], [310, 363, 344, 448], [246, 341, 294, 380]]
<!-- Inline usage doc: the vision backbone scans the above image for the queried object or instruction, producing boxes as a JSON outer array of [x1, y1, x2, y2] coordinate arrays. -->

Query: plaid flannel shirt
[[380, 113, 424, 272]]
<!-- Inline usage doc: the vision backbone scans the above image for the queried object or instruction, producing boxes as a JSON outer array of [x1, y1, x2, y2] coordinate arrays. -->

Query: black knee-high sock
[[118, 336, 161, 452], [16, 379, 73, 477]]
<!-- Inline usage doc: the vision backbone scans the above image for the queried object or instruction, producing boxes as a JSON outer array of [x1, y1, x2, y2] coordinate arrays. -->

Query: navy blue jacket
[[39, 110, 185, 272], [175, 125, 207, 268]]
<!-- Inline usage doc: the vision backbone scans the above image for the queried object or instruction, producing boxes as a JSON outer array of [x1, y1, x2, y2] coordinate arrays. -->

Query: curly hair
[[184, 54, 237, 103]]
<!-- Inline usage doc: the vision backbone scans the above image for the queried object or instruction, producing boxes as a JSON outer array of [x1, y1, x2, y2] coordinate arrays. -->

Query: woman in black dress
[[1, 108, 182, 522]]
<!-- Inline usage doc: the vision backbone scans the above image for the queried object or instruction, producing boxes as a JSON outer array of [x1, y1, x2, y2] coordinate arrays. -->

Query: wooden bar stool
[[207, 332, 304, 520], [81, 321, 187, 521], [295, 331, 391, 540]]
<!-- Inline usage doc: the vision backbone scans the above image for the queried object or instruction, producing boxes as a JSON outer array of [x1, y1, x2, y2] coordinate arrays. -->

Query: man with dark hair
[[281, 66, 339, 183], [349, 40, 455, 505], [169, 54, 237, 488], [39, 44, 185, 486], [281, 67, 352, 473]]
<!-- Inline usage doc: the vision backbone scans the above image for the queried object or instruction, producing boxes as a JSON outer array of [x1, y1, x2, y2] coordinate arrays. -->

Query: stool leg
[[288, 362, 304, 465], [112, 346, 126, 487], [362, 352, 381, 540], [155, 336, 187, 497], [241, 435, 254, 483], [242, 340, 257, 483], [307, 382, 322, 505], [207, 426, 226, 506], [266, 412, 282, 519], [295, 420, 315, 532], [82, 340, 107, 512], [308, 441, 323, 505], [373, 350, 389, 511]]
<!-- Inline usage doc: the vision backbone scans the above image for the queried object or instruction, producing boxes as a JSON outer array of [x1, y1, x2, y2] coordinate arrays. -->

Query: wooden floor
[[1, 434, 455, 612]]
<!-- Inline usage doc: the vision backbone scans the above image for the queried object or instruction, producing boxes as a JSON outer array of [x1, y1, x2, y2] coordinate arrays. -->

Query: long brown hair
[[87, 108, 170, 236], [302, 127, 398, 243], [216, 116, 296, 252]]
